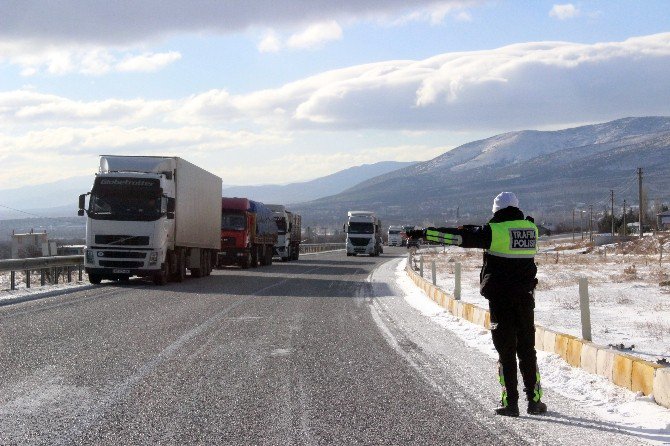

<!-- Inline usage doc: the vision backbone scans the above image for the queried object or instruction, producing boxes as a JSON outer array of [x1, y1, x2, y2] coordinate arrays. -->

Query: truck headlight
[[86, 250, 94, 263], [149, 252, 158, 265]]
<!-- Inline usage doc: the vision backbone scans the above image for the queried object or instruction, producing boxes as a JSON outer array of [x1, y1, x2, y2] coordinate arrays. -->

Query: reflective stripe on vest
[[425, 229, 462, 245], [487, 220, 538, 258]]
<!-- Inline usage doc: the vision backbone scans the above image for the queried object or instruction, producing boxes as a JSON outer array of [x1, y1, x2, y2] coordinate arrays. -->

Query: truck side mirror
[[166, 197, 176, 219], [78, 193, 87, 216]]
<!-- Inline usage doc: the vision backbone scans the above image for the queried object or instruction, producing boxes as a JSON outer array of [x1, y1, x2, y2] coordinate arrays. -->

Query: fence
[[0, 255, 84, 291], [300, 243, 345, 254]]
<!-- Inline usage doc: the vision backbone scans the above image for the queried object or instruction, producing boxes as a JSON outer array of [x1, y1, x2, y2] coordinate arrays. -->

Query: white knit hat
[[492, 192, 519, 213]]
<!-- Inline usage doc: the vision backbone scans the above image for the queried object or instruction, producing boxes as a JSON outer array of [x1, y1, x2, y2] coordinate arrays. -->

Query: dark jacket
[[420, 206, 538, 299]]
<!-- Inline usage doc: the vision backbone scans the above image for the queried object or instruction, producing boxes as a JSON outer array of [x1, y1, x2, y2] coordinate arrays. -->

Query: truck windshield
[[222, 214, 246, 231], [274, 217, 287, 233], [88, 193, 162, 221], [348, 222, 374, 234], [389, 230, 400, 235]]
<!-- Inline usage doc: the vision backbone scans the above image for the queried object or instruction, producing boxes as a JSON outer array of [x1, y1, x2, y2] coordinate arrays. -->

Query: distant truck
[[387, 225, 403, 246], [345, 211, 383, 256], [218, 197, 278, 268], [267, 204, 301, 261], [78, 156, 222, 285]]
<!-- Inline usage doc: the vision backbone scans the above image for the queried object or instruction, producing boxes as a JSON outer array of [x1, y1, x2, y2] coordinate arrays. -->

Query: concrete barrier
[[404, 259, 670, 408]]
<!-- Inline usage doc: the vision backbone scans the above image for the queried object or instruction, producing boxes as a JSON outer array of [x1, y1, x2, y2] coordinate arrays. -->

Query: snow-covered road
[[370, 256, 670, 445]]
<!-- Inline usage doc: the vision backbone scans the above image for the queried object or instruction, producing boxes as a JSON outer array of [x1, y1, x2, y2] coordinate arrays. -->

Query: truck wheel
[[293, 250, 299, 261], [251, 247, 258, 268], [205, 252, 212, 276], [153, 263, 169, 285], [88, 274, 102, 284], [173, 251, 186, 282], [347, 253, 352, 257], [191, 251, 204, 278], [266, 248, 273, 266]]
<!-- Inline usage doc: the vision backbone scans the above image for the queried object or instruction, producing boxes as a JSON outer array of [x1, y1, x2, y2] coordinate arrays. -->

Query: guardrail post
[[54, 268, 59, 285], [78, 265, 83, 281], [419, 256, 424, 277], [25, 270, 30, 288], [431, 260, 436, 285], [579, 277, 592, 341], [41, 269, 46, 286], [67, 266, 72, 283], [454, 262, 461, 300]]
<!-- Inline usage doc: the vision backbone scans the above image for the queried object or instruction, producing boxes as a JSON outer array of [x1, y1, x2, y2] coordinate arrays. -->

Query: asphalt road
[[0, 248, 646, 445]]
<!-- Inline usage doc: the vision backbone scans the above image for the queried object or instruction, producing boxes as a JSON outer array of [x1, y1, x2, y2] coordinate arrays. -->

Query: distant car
[[406, 238, 421, 249]]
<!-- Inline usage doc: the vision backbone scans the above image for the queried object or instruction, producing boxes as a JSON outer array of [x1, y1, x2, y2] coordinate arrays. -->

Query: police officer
[[408, 192, 547, 417]]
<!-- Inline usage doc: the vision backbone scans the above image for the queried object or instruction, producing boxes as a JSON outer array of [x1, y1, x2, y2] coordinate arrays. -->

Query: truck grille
[[221, 237, 236, 246], [95, 235, 150, 246], [99, 260, 144, 268], [349, 237, 371, 246], [99, 251, 146, 259]]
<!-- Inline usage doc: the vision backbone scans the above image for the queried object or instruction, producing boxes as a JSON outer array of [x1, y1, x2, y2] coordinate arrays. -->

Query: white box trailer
[[79, 156, 222, 285], [173, 157, 222, 250]]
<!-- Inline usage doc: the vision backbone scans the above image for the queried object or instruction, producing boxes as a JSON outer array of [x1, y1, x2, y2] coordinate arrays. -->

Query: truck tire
[[88, 274, 102, 284], [173, 250, 186, 282], [240, 249, 252, 269], [347, 253, 352, 257], [266, 248, 273, 266], [292, 250, 299, 261], [153, 263, 169, 285], [251, 247, 258, 268], [191, 251, 204, 278]]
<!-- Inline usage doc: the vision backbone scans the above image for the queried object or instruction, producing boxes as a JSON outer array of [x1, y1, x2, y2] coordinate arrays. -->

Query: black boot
[[527, 400, 547, 415], [495, 403, 519, 417]]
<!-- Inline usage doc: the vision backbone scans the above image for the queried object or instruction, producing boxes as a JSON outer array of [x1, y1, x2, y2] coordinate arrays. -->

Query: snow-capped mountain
[[295, 117, 670, 226]]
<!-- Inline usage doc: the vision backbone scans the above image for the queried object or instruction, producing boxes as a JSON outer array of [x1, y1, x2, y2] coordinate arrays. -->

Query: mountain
[[221, 161, 417, 204], [294, 117, 670, 227], [0, 176, 92, 220], [0, 161, 416, 220]]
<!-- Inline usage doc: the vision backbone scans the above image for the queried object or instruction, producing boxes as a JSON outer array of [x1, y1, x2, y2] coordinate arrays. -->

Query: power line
[[0, 203, 44, 218]]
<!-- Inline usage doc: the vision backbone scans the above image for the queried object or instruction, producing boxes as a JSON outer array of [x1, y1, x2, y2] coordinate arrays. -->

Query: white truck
[[345, 211, 383, 256], [387, 225, 403, 246], [78, 156, 222, 285], [267, 204, 301, 261]]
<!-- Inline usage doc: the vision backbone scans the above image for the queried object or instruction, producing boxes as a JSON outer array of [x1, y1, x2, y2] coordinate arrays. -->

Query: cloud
[[116, 52, 182, 72], [287, 21, 343, 49], [0, 1, 477, 45], [549, 4, 580, 20], [258, 31, 282, 53], [4, 34, 670, 137], [0, 40, 182, 76]]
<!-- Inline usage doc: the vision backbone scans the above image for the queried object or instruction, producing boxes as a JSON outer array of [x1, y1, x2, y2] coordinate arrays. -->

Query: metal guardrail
[[0, 255, 85, 291], [299, 243, 345, 254]]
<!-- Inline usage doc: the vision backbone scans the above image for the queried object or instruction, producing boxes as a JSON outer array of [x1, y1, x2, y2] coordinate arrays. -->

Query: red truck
[[218, 198, 278, 268]]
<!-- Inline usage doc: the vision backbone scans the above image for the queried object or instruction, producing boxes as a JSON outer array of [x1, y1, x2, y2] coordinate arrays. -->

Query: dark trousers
[[488, 292, 540, 405]]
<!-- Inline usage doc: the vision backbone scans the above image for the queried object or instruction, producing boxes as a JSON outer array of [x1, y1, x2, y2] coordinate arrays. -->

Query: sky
[[1, 0, 670, 190]]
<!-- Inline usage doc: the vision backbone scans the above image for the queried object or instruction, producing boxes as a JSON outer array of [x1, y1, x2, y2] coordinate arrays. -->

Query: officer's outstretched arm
[[422, 225, 490, 249]]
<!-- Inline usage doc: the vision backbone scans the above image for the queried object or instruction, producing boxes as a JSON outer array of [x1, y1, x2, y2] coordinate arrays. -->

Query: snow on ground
[[0, 270, 89, 304], [412, 235, 670, 364], [394, 258, 670, 444]]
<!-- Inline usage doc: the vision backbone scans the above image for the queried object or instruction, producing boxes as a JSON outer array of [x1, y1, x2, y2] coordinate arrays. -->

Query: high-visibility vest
[[487, 220, 538, 258]]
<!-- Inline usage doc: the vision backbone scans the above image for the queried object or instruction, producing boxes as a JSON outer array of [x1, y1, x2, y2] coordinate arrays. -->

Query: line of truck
[[78, 155, 301, 285]]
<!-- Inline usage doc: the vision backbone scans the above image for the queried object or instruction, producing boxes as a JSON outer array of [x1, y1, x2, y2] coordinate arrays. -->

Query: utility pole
[[638, 167, 644, 239], [580, 210, 584, 240], [456, 206, 459, 226], [572, 209, 575, 242], [623, 200, 627, 236], [611, 190, 615, 236], [589, 205, 593, 242]]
